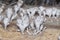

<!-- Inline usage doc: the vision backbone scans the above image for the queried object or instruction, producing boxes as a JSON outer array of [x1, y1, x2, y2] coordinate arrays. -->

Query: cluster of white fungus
[[0, 0, 60, 35]]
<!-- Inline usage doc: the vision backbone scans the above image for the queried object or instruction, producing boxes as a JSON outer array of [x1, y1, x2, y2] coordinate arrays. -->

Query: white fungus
[[6, 7, 13, 19], [0, 1, 59, 35], [3, 18, 10, 29]]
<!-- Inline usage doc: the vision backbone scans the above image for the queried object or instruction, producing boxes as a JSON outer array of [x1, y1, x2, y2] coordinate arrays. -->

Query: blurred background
[[0, 0, 60, 6]]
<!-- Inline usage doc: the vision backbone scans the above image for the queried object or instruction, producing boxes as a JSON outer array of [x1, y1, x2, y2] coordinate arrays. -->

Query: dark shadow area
[[0, 0, 60, 7], [23, 0, 60, 6]]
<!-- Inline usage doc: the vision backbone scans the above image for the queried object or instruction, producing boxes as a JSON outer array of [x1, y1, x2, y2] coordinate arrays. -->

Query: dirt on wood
[[0, 24, 59, 40]]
